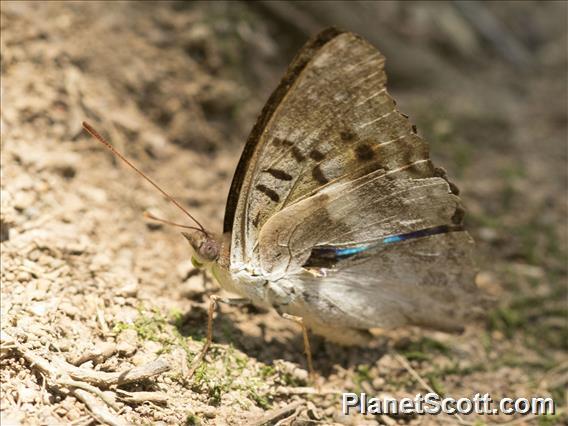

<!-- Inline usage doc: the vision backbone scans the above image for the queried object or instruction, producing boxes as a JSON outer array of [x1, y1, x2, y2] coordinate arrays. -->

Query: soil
[[1, 2, 566, 425]]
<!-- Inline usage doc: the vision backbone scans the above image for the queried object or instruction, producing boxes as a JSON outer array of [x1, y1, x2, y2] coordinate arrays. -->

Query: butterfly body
[[183, 28, 484, 346], [206, 247, 376, 345]]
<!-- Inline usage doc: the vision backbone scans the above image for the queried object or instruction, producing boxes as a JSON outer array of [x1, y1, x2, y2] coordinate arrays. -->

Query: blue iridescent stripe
[[334, 225, 460, 258], [381, 224, 456, 244], [334, 245, 371, 256], [303, 225, 463, 268], [383, 235, 404, 244]]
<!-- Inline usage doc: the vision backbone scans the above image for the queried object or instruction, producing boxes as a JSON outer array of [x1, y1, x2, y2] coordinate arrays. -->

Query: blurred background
[[1, 1, 566, 425]]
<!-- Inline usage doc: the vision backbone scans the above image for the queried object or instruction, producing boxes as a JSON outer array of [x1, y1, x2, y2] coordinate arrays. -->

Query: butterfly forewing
[[227, 31, 439, 271]]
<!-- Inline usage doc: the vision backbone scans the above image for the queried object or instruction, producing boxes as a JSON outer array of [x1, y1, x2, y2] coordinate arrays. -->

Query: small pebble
[[28, 303, 47, 316], [372, 377, 385, 389], [13, 191, 35, 211], [59, 301, 80, 318], [79, 360, 94, 369], [116, 279, 138, 297], [143, 340, 163, 354], [17, 271, 31, 282], [18, 386, 37, 403], [27, 249, 41, 261], [65, 408, 82, 421], [200, 407, 216, 419], [117, 328, 138, 356]]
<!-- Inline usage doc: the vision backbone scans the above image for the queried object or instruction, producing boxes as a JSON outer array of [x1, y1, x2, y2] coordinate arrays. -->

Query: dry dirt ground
[[1, 2, 566, 425]]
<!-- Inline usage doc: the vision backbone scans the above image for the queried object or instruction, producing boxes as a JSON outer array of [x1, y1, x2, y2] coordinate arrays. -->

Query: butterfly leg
[[281, 313, 315, 382], [187, 295, 250, 377]]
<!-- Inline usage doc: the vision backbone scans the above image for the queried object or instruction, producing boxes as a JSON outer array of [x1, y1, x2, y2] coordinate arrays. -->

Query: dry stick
[[59, 379, 120, 411], [250, 401, 304, 426], [392, 351, 470, 426], [16, 345, 125, 423], [275, 386, 341, 395], [54, 356, 170, 387], [19, 346, 60, 378], [73, 389, 128, 426], [116, 390, 169, 405], [274, 406, 302, 426], [16, 344, 170, 422]]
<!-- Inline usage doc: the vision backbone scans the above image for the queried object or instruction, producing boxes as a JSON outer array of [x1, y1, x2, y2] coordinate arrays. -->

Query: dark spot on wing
[[255, 184, 280, 202], [252, 212, 261, 227], [291, 146, 305, 162], [412, 124, 417, 134], [340, 129, 355, 142], [265, 168, 292, 181], [312, 165, 329, 184], [301, 290, 319, 305], [355, 144, 375, 161], [273, 137, 294, 148], [309, 149, 325, 161]]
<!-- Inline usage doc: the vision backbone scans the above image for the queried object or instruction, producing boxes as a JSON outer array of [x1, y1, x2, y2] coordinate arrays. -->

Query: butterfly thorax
[[204, 232, 291, 309]]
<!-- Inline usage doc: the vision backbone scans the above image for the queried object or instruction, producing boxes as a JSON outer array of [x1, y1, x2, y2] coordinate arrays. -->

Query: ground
[[1, 1, 566, 425]]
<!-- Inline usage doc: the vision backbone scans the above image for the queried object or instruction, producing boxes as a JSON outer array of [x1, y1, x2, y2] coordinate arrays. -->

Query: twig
[[116, 389, 168, 405], [73, 389, 127, 426], [14, 343, 170, 424], [54, 356, 170, 387], [19, 346, 60, 378], [274, 386, 341, 395], [59, 378, 120, 411], [250, 401, 303, 426]]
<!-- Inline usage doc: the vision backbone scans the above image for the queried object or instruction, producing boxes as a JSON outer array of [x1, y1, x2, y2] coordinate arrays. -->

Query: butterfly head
[[182, 230, 220, 268]]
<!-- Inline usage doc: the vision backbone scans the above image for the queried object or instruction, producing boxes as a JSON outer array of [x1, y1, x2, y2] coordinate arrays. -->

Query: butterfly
[[84, 27, 483, 376]]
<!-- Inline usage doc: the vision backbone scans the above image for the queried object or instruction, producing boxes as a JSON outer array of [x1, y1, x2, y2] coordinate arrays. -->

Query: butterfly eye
[[200, 239, 219, 261]]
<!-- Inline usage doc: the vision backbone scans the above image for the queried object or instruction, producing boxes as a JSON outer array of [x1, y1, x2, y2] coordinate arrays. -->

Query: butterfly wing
[[282, 231, 480, 336], [223, 28, 481, 334]]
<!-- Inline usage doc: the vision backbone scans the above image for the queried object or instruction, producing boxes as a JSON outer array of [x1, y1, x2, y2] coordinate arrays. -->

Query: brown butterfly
[[84, 28, 484, 377]]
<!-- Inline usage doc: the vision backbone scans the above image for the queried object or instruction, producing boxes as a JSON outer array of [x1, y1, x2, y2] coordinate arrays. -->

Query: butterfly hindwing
[[283, 231, 480, 335]]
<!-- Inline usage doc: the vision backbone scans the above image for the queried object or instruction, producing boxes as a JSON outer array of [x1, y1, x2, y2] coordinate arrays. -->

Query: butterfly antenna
[[82, 121, 206, 234], [143, 211, 205, 232]]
